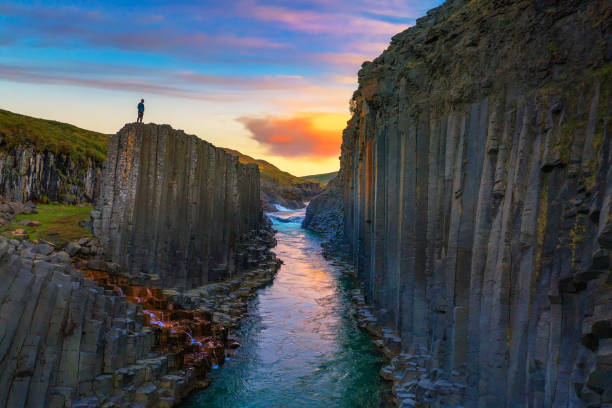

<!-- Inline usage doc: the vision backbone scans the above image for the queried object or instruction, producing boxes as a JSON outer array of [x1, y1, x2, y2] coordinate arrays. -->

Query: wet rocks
[[0, 222, 281, 407], [0, 237, 192, 407]]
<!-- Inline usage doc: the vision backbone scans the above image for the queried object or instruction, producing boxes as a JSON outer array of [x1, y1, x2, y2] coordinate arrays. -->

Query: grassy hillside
[[0, 109, 108, 163], [302, 171, 338, 187], [222, 148, 313, 187]]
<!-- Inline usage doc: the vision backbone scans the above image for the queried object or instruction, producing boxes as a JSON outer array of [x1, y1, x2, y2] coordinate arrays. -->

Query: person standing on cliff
[[137, 99, 145, 123]]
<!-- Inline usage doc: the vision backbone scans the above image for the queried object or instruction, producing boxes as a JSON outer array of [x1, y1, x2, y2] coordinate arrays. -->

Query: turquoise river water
[[181, 208, 391, 408]]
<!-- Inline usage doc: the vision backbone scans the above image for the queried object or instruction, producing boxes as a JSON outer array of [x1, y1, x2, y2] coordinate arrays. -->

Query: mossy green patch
[[568, 216, 588, 265], [1, 204, 92, 247], [0, 109, 108, 164]]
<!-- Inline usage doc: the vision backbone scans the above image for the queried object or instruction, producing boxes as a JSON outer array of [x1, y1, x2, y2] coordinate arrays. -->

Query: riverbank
[[181, 208, 392, 408], [0, 199, 281, 407]]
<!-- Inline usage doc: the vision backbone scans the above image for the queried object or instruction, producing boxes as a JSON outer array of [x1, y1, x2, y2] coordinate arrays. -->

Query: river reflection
[[181, 208, 391, 408]]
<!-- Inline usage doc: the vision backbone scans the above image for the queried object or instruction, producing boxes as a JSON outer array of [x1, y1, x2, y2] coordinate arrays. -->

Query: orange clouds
[[239, 113, 348, 159]]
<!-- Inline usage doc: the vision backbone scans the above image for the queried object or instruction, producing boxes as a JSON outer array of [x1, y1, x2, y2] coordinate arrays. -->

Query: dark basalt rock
[[93, 123, 264, 290], [307, 0, 612, 406], [0, 147, 101, 204]]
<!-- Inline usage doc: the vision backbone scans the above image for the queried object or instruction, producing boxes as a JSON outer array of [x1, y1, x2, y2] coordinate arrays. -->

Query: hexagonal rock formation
[[93, 123, 263, 289], [307, 0, 612, 406]]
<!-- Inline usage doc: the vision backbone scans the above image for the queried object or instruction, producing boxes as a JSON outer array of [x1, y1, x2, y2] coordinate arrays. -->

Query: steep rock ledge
[[313, 0, 612, 406], [302, 171, 344, 234], [0, 234, 279, 408], [0, 146, 101, 203], [93, 123, 263, 290], [0, 238, 194, 408]]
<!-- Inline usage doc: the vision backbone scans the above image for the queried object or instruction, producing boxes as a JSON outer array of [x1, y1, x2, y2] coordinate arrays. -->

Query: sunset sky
[[0, 0, 443, 176]]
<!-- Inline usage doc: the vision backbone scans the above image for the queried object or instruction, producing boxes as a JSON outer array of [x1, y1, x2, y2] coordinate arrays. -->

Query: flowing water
[[181, 208, 391, 408]]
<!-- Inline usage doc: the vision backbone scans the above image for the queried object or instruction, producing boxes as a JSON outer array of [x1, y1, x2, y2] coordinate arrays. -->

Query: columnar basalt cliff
[[311, 0, 612, 406], [93, 123, 263, 289], [302, 167, 344, 234], [0, 236, 242, 408], [0, 145, 102, 203], [0, 109, 106, 204]]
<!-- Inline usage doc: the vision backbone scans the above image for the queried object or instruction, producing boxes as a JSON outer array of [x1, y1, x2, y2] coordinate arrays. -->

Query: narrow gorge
[[306, 0, 612, 406], [0, 123, 281, 407], [1, 0, 611, 407]]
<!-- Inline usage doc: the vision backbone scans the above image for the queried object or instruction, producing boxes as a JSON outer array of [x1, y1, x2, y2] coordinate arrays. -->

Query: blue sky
[[0, 0, 444, 175]]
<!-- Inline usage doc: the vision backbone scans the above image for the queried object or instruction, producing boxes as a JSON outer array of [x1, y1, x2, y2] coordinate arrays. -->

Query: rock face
[[222, 148, 321, 211], [302, 167, 344, 234], [0, 238, 182, 408], [93, 123, 263, 289], [0, 146, 101, 203], [260, 177, 320, 211], [317, 0, 612, 406]]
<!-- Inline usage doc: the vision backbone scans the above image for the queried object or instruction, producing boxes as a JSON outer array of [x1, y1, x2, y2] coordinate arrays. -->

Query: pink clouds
[[243, 3, 406, 36], [239, 113, 347, 158], [0, 2, 285, 55], [313, 52, 372, 67], [0, 64, 241, 102]]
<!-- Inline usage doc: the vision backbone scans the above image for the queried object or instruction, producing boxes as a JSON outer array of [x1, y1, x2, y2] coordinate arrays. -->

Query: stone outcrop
[[302, 168, 344, 234], [0, 146, 101, 203], [0, 196, 36, 227], [0, 202, 279, 407], [0, 237, 205, 408], [312, 0, 612, 406], [260, 177, 321, 212], [93, 123, 263, 289], [222, 148, 321, 211]]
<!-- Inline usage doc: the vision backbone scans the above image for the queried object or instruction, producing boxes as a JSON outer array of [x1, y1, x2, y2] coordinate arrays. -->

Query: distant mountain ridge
[[302, 171, 338, 187], [222, 148, 321, 211]]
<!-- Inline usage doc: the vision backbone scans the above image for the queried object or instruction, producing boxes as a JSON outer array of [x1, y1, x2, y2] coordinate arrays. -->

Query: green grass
[[1, 204, 92, 247], [222, 148, 316, 187], [302, 171, 338, 187], [0, 109, 108, 164]]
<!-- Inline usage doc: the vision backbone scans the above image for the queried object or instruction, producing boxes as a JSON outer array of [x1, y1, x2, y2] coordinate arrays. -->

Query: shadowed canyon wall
[[93, 123, 263, 289], [319, 0, 612, 405], [0, 147, 101, 204]]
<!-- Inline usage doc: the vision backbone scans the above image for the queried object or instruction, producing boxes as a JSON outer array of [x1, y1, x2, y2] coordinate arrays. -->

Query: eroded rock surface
[[0, 147, 101, 204], [310, 0, 612, 406], [0, 237, 192, 408], [93, 123, 263, 289], [302, 168, 344, 234]]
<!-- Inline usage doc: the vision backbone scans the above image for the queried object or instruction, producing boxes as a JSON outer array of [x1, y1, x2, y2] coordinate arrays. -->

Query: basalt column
[[93, 123, 262, 289], [332, 0, 612, 406]]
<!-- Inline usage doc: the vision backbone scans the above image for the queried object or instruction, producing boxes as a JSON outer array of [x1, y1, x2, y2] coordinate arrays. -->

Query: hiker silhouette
[[137, 99, 145, 123]]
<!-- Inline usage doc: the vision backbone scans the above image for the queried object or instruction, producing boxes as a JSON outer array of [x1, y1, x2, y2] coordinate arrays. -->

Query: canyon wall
[[93, 123, 263, 289], [0, 236, 232, 408], [329, 0, 611, 406], [302, 166, 344, 234], [0, 146, 101, 203], [0, 238, 165, 407]]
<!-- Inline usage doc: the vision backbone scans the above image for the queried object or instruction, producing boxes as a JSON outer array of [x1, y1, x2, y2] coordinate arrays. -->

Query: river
[[181, 208, 391, 408]]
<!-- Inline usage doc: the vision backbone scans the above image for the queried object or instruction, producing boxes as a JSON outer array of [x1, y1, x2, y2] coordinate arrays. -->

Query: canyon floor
[[0, 200, 391, 407], [181, 207, 391, 408]]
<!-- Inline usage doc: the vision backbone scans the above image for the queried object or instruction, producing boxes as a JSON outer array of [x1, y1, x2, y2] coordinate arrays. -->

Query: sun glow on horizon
[[0, 0, 444, 175]]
